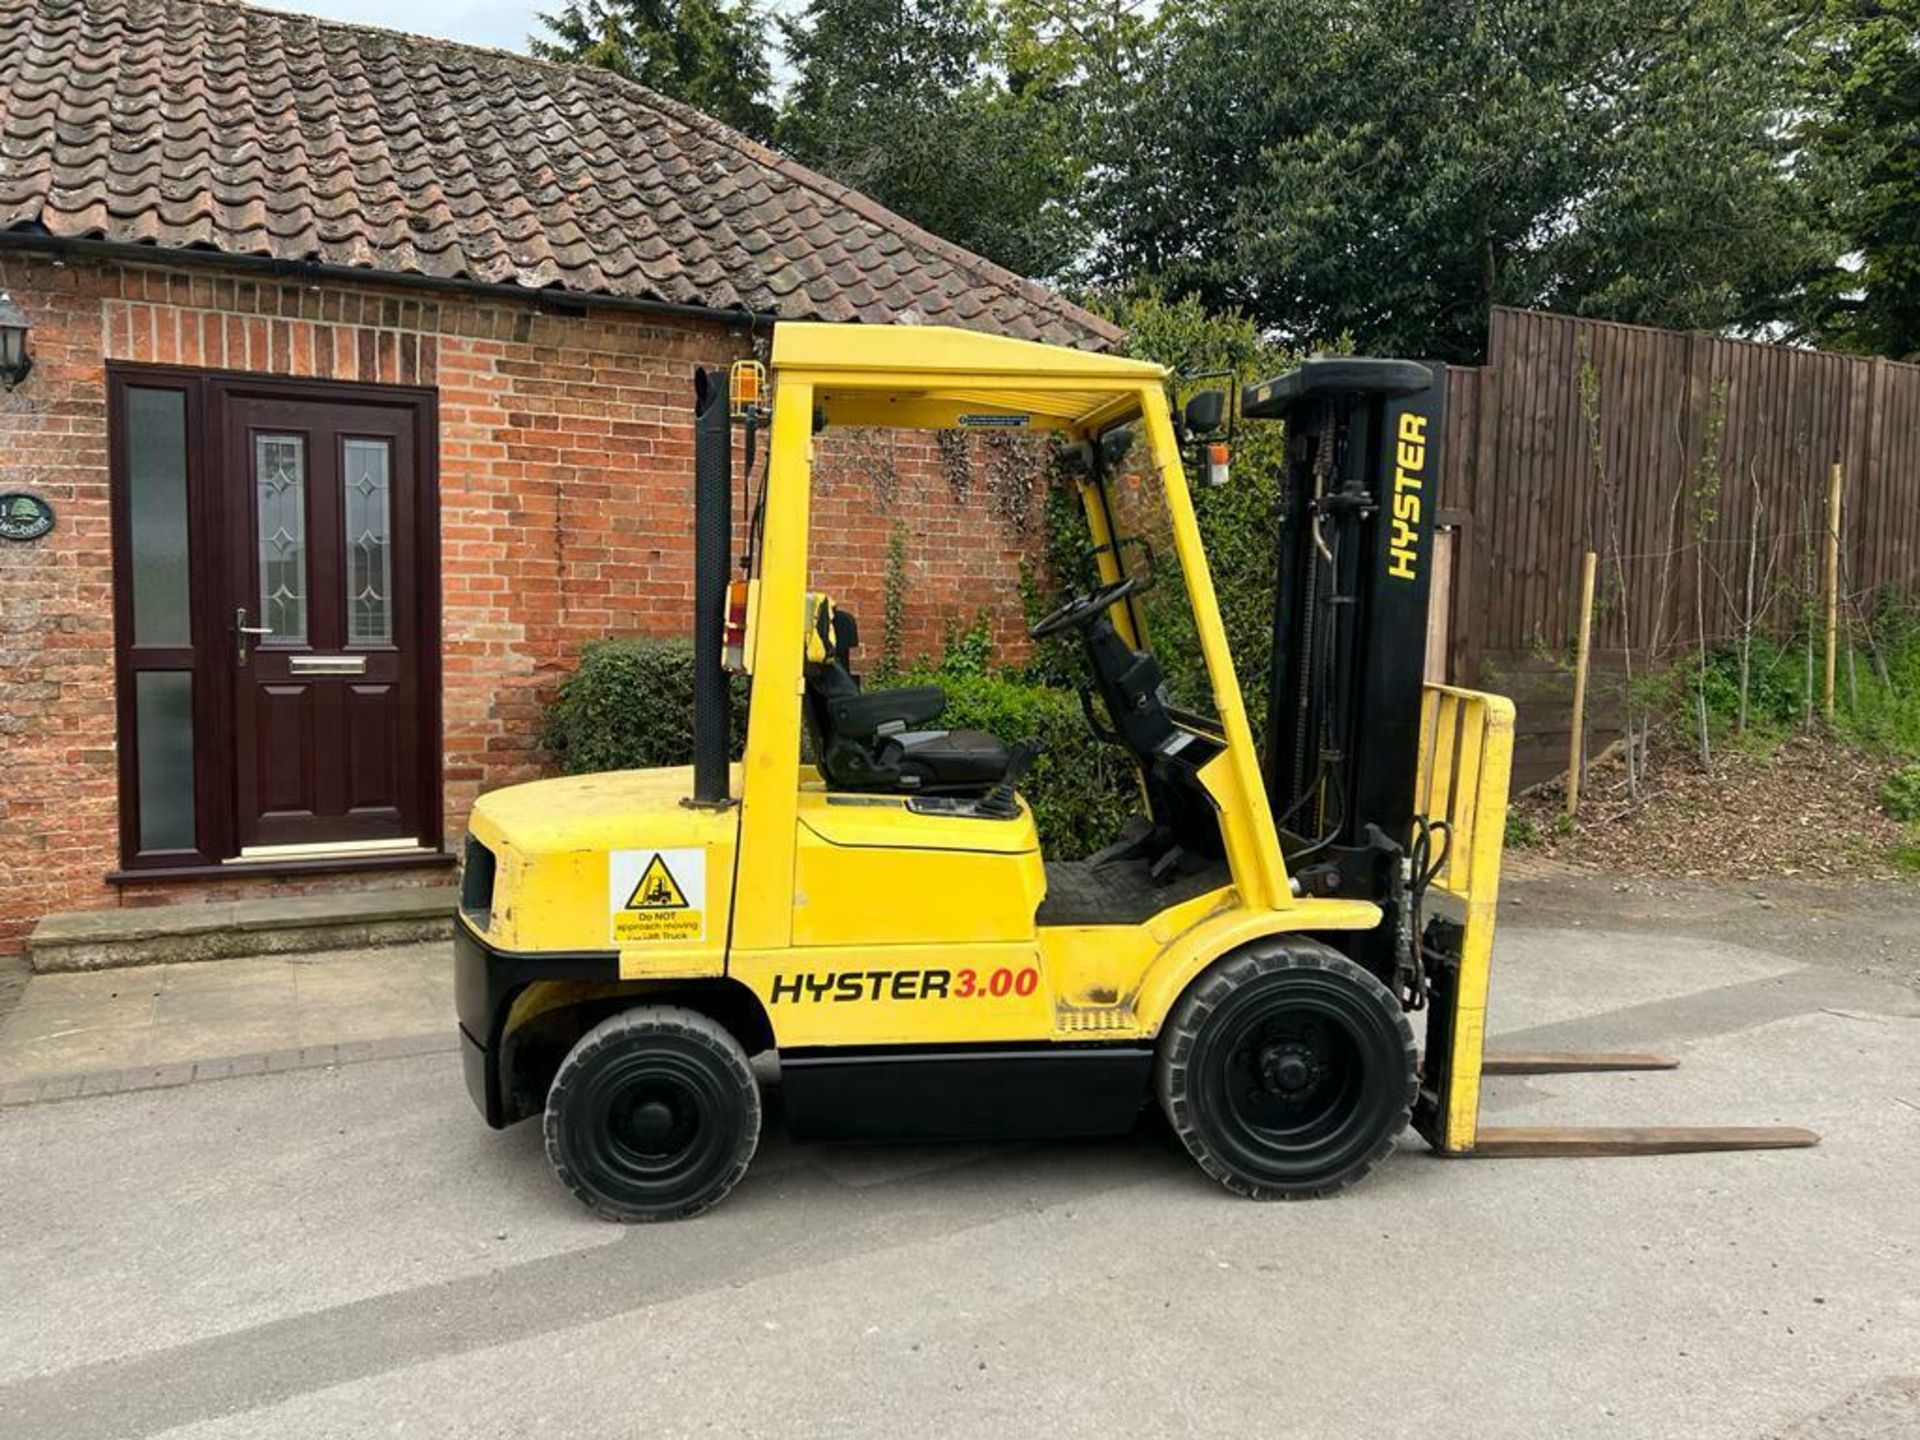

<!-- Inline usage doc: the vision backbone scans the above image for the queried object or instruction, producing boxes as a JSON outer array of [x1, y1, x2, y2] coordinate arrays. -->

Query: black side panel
[[780, 1045, 1153, 1143], [690, 369, 732, 806], [454, 922, 619, 1128]]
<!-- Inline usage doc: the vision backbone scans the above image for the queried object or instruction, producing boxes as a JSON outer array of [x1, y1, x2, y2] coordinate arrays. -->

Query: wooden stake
[[1567, 550, 1597, 815], [1823, 462, 1842, 722]]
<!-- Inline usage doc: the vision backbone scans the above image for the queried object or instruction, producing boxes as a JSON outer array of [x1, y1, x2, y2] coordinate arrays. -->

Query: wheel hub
[[625, 1096, 681, 1151], [1258, 1041, 1321, 1096]]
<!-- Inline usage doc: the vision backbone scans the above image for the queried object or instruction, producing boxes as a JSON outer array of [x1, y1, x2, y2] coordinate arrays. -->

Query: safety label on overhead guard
[[609, 848, 705, 944]]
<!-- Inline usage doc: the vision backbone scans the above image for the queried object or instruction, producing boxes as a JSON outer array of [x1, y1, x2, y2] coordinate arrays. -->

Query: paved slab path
[[0, 907, 1916, 1439], [0, 943, 449, 1101]]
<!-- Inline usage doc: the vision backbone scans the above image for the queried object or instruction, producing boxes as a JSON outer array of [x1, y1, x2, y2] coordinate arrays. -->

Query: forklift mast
[[1243, 358, 1446, 984]]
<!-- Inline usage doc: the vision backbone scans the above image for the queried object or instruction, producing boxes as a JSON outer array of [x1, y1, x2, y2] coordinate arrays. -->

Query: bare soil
[[1508, 732, 1913, 881]]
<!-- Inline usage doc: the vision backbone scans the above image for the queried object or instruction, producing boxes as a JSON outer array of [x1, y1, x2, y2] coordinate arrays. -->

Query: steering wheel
[[1028, 576, 1139, 640]]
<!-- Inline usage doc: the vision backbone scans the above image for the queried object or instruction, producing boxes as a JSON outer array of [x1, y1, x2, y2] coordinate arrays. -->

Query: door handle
[[235, 606, 272, 664]]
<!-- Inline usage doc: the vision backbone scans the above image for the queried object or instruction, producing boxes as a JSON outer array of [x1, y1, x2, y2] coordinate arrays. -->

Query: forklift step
[[1481, 1050, 1680, 1075], [1053, 1003, 1138, 1036], [1464, 1125, 1820, 1158]]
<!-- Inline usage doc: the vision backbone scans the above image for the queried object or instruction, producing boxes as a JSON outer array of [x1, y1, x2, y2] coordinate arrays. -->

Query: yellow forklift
[[455, 324, 1814, 1220]]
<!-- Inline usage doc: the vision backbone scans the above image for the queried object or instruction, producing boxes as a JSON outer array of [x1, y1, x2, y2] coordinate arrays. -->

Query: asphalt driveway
[[1, 882, 1916, 1440]]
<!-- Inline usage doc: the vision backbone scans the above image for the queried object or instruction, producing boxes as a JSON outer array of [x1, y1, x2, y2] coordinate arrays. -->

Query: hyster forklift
[[455, 324, 1814, 1220]]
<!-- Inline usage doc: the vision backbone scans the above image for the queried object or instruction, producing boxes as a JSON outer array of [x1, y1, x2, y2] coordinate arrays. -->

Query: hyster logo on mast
[[1387, 410, 1428, 582]]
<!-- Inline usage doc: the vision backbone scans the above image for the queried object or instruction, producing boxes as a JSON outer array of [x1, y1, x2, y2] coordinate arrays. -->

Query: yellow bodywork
[[461, 323, 1510, 1117]]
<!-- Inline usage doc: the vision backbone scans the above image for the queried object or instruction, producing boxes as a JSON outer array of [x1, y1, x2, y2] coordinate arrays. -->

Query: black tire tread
[[543, 1004, 761, 1223], [1155, 937, 1416, 1201]]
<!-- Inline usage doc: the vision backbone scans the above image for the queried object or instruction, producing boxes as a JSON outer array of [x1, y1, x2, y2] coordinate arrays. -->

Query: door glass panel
[[343, 438, 392, 645], [127, 388, 190, 646], [135, 671, 195, 851], [255, 433, 307, 644]]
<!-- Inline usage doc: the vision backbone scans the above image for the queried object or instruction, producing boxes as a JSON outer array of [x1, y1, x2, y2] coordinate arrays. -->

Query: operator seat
[[802, 602, 1011, 795]]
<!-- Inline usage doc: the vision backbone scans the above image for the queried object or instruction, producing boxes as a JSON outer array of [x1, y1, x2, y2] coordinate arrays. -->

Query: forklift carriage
[[454, 324, 1814, 1221]]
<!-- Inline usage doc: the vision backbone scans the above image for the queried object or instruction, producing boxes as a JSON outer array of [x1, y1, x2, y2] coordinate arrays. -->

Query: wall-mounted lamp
[[0, 292, 33, 391]]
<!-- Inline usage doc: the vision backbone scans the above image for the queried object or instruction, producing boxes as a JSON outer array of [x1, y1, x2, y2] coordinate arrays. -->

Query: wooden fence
[[1434, 306, 1920, 786]]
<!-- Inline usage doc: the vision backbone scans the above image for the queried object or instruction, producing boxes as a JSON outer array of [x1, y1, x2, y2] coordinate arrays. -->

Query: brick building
[[0, 0, 1117, 954]]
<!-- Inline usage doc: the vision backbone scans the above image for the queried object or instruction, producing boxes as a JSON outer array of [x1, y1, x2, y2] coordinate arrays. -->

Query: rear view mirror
[[1184, 389, 1227, 436]]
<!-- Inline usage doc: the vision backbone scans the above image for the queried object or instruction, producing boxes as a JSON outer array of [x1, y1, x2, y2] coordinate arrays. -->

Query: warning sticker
[[609, 848, 706, 945]]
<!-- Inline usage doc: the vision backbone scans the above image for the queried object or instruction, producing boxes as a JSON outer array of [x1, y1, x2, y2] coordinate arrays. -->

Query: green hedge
[[541, 637, 750, 775], [929, 672, 1135, 858], [540, 637, 1133, 858], [1065, 290, 1323, 742]]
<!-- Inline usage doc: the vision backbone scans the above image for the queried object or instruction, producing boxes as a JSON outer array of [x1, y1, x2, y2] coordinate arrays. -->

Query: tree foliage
[[532, 0, 777, 140], [529, 0, 1915, 364], [774, 0, 1082, 279], [1082, 0, 1833, 361], [1802, 0, 1920, 359]]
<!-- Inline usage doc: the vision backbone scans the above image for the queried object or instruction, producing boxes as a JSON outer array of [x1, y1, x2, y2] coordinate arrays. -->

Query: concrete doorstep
[[0, 939, 454, 1108], [26, 887, 457, 972]]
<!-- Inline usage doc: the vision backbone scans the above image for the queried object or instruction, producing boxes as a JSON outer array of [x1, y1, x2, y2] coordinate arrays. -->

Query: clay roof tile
[[0, 0, 1123, 348]]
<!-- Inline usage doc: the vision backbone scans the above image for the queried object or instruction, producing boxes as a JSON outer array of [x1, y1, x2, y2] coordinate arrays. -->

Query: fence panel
[[1444, 307, 1920, 786]]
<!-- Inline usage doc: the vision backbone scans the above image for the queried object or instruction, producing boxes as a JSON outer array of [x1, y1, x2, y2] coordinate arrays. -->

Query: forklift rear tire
[[1156, 939, 1415, 1200], [544, 1005, 761, 1222]]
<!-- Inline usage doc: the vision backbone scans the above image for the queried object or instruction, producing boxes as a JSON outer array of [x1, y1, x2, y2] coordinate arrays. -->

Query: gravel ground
[[1509, 734, 1912, 880]]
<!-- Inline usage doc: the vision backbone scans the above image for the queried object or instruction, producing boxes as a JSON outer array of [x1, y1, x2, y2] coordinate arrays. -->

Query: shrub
[[1505, 813, 1542, 847], [1692, 613, 1920, 760], [1880, 764, 1920, 823], [1838, 610, 1920, 758], [1063, 289, 1323, 741], [540, 638, 1132, 858], [542, 637, 750, 775], [1696, 638, 1808, 740], [930, 672, 1136, 859]]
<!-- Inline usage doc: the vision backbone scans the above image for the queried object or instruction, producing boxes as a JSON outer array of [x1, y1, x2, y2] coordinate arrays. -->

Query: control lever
[[976, 738, 1043, 819]]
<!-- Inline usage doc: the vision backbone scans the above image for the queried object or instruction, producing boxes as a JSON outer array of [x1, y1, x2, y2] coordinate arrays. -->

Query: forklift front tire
[[1156, 939, 1416, 1200], [543, 1005, 761, 1222]]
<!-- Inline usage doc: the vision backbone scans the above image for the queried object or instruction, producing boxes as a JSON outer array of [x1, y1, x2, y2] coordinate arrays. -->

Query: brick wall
[[809, 426, 1047, 668], [0, 252, 1045, 952]]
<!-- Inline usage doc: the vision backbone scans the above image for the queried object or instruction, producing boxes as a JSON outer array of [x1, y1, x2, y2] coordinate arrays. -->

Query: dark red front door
[[220, 390, 431, 853]]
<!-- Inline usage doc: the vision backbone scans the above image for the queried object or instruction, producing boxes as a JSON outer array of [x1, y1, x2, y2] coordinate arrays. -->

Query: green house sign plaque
[[0, 492, 54, 542]]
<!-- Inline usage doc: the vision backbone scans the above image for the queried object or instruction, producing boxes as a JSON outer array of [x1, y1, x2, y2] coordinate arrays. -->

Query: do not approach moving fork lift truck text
[[452, 324, 1817, 1221]]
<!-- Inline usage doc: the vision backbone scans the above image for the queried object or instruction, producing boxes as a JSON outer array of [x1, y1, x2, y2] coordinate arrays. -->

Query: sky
[[277, 0, 810, 60]]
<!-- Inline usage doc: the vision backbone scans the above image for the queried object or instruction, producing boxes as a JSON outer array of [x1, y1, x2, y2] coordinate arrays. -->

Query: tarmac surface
[[1, 880, 1916, 1439]]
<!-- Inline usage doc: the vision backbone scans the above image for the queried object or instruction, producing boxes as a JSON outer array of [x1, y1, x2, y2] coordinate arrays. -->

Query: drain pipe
[[688, 369, 732, 808]]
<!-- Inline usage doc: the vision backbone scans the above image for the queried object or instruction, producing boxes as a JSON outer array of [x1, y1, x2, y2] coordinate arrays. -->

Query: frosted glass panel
[[343, 438, 392, 645], [254, 434, 307, 644], [127, 388, 190, 646], [135, 671, 195, 851]]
